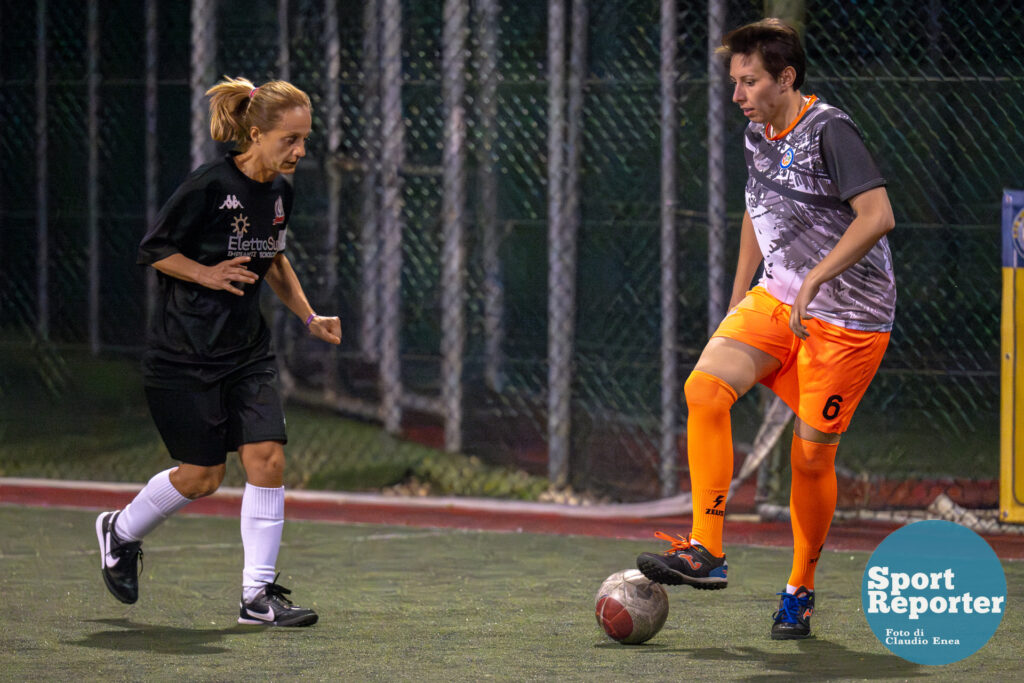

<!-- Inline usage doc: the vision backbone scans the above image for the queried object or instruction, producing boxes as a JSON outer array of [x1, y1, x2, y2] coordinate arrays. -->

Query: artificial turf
[[2, 506, 1021, 681]]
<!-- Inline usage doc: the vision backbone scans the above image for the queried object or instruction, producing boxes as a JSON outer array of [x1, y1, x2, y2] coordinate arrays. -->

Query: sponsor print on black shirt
[[137, 153, 294, 389], [225, 195, 288, 260]]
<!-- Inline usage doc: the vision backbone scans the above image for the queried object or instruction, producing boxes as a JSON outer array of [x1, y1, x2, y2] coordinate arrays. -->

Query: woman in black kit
[[95, 76, 340, 627]]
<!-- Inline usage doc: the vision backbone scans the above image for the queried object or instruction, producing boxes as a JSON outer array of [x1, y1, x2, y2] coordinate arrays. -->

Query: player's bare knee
[[257, 454, 284, 481], [192, 467, 225, 498], [173, 465, 225, 499], [240, 442, 285, 483]]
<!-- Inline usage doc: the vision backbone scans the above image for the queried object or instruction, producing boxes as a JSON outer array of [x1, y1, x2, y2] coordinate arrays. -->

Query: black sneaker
[[636, 532, 728, 589], [771, 586, 815, 639], [238, 575, 318, 627], [95, 510, 143, 604]]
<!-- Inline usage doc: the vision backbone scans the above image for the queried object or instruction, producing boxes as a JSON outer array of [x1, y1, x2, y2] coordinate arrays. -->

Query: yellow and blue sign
[[1002, 189, 1024, 523]]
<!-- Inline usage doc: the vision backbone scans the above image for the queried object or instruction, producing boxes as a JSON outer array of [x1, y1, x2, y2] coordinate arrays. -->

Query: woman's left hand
[[308, 315, 342, 345]]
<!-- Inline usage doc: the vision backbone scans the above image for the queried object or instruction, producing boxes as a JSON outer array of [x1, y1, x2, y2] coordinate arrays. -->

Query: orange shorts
[[712, 287, 890, 434]]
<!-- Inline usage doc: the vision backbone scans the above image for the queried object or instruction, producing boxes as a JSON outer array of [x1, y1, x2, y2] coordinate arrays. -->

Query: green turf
[[2, 506, 1021, 680]]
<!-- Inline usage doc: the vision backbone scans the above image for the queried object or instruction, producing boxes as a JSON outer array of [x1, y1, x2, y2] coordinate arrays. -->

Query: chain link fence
[[1, 0, 1021, 510]]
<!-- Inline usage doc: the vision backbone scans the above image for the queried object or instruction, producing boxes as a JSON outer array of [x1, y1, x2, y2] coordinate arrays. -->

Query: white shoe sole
[[95, 511, 111, 568]]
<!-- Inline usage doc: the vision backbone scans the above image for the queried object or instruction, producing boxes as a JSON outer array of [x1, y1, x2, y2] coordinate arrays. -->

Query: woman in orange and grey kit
[[637, 19, 896, 640]]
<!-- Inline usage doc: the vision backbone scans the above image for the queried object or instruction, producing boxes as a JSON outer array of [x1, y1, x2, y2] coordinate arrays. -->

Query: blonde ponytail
[[205, 76, 312, 151], [206, 76, 255, 148]]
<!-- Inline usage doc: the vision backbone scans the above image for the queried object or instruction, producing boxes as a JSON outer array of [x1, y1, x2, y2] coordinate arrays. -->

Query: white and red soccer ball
[[594, 569, 669, 644]]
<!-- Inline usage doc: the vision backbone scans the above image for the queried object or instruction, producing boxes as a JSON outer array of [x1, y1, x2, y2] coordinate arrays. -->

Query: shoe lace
[[262, 572, 295, 606], [653, 531, 693, 555], [773, 591, 807, 624]]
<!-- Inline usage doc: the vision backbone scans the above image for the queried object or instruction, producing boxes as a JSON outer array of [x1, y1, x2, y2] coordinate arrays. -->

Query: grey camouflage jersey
[[744, 97, 896, 332]]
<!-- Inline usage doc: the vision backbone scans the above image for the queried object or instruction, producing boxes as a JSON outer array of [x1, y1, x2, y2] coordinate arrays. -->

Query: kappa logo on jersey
[[272, 196, 285, 225], [219, 194, 244, 210]]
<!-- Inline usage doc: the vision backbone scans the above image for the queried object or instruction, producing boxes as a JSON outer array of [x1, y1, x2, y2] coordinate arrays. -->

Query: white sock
[[114, 468, 191, 541], [241, 483, 285, 602], [786, 584, 799, 595]]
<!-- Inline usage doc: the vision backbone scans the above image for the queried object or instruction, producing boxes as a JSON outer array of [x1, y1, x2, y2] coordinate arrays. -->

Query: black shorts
[[144, 365, 288, 467]]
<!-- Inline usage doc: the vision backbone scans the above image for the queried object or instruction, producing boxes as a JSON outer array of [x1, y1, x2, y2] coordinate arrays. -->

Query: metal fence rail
[[1, 0, 1020, 508]]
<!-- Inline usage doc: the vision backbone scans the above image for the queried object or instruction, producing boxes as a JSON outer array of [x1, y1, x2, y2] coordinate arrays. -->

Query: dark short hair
[[716, 18, 805, 89]]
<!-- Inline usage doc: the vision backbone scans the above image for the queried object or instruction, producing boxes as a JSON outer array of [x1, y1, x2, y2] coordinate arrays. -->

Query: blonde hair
[[206, 76, 312, 151]]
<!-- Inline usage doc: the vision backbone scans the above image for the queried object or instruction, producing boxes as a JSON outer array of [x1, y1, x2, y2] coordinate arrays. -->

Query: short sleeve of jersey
[[819, 118, 886, 202], [137, 179, 209, 266]]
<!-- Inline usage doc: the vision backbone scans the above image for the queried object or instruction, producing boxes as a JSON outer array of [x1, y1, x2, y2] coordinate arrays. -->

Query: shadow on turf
[[68, 618, 263, 655], [594, 638, 925, 680]]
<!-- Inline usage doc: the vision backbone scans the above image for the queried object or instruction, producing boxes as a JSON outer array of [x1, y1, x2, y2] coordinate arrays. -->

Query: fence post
[[323, 0, 341, 398], [763, 0, 805, 34], [144, 0, 159, 331], [190, 0, 216, 170], [87, 0, 100, 355], [273, 0, 295, 395], [0, 3, 3, 274], [566, 0, 585, 330], [546, 0, 570, 487], [380, 0, 405, 435], [277, 0, 290, 81], [476, 0, 503, 392], [707, 0, 727, 336], [360, 0, 382, 362], [441, 0, 469, 453], [35, 0, 49, 340], [659, 0, 679, 497]]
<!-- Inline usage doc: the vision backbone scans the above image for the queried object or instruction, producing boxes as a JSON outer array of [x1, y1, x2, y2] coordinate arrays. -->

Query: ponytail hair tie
[[249, 87, 259, 99]]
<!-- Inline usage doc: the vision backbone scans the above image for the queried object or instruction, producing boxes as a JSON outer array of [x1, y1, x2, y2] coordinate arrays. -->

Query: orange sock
[[683, 370, 737, 557], [787, 433, 839, 590]]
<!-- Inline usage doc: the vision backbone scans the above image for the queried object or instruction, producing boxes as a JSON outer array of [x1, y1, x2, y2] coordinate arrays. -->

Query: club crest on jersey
[[273, 196, 285, 225], [219, 194, 244, 210], [780, 148, 795, 169]]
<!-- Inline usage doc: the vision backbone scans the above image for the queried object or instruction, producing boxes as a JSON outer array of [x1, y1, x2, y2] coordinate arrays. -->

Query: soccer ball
[[594, 569, 669, 644]]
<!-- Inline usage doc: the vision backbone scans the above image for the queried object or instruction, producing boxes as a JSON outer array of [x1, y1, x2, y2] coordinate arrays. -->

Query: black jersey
[[138, 152, 294, 389]]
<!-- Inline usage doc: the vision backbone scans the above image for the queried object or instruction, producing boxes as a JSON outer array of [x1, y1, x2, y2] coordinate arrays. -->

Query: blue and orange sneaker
[[636, 532, 728, 590], [771, 586, 815, 639]]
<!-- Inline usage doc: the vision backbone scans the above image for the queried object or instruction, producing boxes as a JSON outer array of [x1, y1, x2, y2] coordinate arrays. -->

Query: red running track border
[[2, 479, 1023, 559]]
